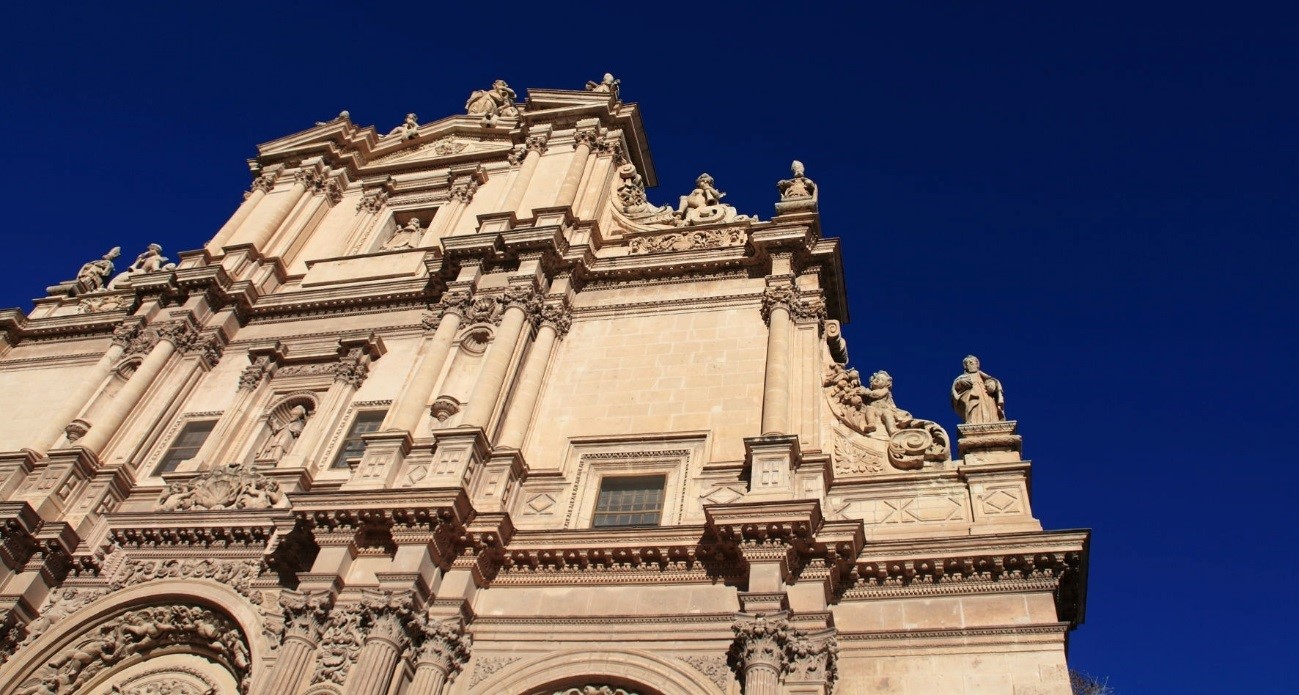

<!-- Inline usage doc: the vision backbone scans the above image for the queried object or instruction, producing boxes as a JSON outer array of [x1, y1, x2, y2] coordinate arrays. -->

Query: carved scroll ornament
[[824, 364, 950, 470]]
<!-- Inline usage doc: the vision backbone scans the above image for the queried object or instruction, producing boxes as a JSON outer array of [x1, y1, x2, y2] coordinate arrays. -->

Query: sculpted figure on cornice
[[74, 247, 121, 295], [674, 173, 753, 227], [824, 363, 951, 470], [778, 160, 817, 201], [107, 244, 176, 290], [385, 112, 420, 140], [256, 405, 308, 461], [951, 355, 1007, 424], [14, 605, 250, 695], [613, 163, 676, 226], [380, 218, 423, 251], [585, 72, 621, 99], [466, 79, 520, 125], [156, 463, 283, 511]]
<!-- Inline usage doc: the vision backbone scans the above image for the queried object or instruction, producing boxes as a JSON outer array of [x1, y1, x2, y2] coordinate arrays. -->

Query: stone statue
[[386, 113, 419, 139], [380, 218, 423, 251], [778, 160, 816, 200], [107, 244, 175, 290], [75, 247, 121, 294], [862, 370, 910, 435], [257, 405, 308, 461], [157, 463, 283, 511], [950, 355, 1006, 423], [586, 72, 621, 99], [465, 80, 520, 125], [677, 173, 738, 225]]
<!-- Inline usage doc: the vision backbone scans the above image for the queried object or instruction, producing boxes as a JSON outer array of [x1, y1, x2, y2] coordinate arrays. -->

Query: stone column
[[554, 127, 597, 209], [384, 292, 471, 434], [31, 324, 132, 453], [263, 634, 317, 693], [760, 285, 796, 435], [208, 174, 276, 253], [733, 616, 791, 695], [345, 613, 407, 695], [501, 133, 549, 216], [76, 321, 197, 455], [407, 620, 471, 695], [460, 288, 538, 430], [495, 302, 569, 449], [237, 172, 310, 252]]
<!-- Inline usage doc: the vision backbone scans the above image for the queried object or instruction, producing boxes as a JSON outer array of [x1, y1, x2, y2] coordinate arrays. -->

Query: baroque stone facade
[[0, 76, 1087, 694]]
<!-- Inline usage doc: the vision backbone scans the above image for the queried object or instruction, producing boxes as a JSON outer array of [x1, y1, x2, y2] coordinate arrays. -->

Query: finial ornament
[[466, 80, 520, 126], [951, 355, 1006, 424], [586, 72, 621, 99]]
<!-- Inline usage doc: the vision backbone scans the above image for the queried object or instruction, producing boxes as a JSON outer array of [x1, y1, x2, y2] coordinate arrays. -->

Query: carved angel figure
[[257, 405, 308, 461], [951, 355, 1006, 423], [107, 244, 175, 290], [386, 112, 419, 139], [677, 173, 727, 225], [75, 247, 121, 294], [862, 370, 911, 435], [465, 80, 520, 124], [380, 218, 423, 251]]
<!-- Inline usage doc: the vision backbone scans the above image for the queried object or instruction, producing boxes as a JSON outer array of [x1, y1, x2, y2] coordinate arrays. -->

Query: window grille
[[332, 410, 386, 468], [592, 475, 666, 528]]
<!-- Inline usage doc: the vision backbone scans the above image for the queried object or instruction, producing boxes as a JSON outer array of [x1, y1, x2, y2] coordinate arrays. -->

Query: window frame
[[154, 419, 218, 475], [331, 409, 388, 469], [591, 474, 668, 528]]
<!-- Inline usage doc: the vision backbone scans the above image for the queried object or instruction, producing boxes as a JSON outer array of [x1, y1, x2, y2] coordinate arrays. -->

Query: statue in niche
[[386, 113, 419, 139], [778, 160, 817, 200], [257, 405, 309, 461], [951, 355, 1006, 423], [380, 218, 423, 251], [586, 72, 621, 99], [74, 247, 121, 294], [107, 244, 176, 290], [465, 80, 520, 125]]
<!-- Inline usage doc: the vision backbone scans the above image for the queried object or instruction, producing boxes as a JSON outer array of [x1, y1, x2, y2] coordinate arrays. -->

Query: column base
[[344, 432, 414, 490], [743, 434, 802, 500]]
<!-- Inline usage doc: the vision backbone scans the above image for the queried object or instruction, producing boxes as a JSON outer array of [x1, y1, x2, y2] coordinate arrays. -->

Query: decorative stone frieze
[[629, 226, 747, 255], [16, 586, 109, 648], [156, 464, 284, 511], [13, 604, 251, 695], [108, 557, 262, 597]]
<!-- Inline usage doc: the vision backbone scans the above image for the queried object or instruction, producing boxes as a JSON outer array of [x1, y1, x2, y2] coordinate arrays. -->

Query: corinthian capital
[[760, 285, 798, 324], [248, 173, 277, 197], [731, 615, 791, 673], [423, 290, 475, 329], [539, 300, 573, 337], [573, 128, 599, 149], [412, 617, 472, 674]]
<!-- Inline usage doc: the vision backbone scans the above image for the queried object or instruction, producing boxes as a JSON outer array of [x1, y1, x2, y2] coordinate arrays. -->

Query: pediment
[[366, 135, 511, 166]]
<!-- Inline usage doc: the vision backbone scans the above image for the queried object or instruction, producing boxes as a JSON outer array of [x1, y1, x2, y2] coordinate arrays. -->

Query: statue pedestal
[[957, 420, 1023, 464], [743, 434, 802, 500]]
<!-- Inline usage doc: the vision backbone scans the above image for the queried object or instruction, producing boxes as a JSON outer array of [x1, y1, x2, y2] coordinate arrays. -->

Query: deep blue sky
[[3, 3, 1295, 691]]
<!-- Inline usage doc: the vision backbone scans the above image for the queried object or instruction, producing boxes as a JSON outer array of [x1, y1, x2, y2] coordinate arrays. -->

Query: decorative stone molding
[[14, 604, 251, 695], [629, 226, 747, 255], [470, 656, 520, 686], [109, 557, 263, 598], [156, 464, 284, 511], [538, 301, 573, 337], [334, 347, 371, 388], [832, 430, 884, 475], [411, 617, 471, 677]]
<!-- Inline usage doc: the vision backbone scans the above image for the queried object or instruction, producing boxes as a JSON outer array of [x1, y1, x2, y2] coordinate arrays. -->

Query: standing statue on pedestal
[[586, 72, 621, 99], [257, 405, 309, 462], [951, 355, 1006, 423], [75, 247, 121, 294], [778, 160, 817, 200]]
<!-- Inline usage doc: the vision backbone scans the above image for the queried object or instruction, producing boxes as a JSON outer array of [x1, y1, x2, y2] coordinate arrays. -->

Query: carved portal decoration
[[109, 558, 262, 598], [628, 227, 748, 255], [17, 587, 109, 648], [156, 463, 283, 511], [12, 604, 251, 695], [107, 244, 176, 290], [465, 79, 520, 126], [824, 363, 951, 471], [951, 354, 1007, 424], [553, 688, 640, 695]]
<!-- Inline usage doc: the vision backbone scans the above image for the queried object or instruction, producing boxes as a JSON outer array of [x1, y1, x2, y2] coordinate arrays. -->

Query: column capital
[[279, 589, 334, 643], [411, 617, 471, 676], [730, 614, 792, 674], [760, 284, 797, 324], [247, 172, 278, 197], [422, 289, 475, 329]]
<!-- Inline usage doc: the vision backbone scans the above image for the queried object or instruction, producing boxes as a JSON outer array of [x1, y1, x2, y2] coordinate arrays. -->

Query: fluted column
[[32, 326, 130, 453], [384, 292, 470, 433], [760, 286, 795, 435], [263, 634, 318, 693], [237, 174, 309, 252], [208, 174, 276, 252], [554, 129, 596, 209], [502, 133, 549, 216], [460, 288, 537, 429], [733, 617, 790, 695], [407, 619, 471, 695], [495, 302, 569, 449], [345, 614, 406, 695], [76, 321, 196, 454]]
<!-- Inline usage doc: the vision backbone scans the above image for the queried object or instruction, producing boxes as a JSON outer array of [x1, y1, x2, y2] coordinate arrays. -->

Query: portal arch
[[471, 648, 725, 695]]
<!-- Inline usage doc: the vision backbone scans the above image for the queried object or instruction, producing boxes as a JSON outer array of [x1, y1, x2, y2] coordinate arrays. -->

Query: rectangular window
[[155, 420, 216, 474], [332, 410, 386, 469], [592, 475, 666, 528]]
